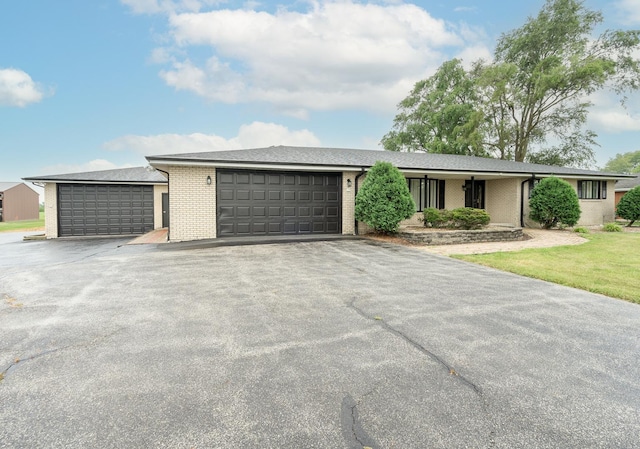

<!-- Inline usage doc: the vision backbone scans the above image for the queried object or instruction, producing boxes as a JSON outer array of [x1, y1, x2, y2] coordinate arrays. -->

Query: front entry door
[[162, 192, 169, 228], [464, 180, 485, 209]]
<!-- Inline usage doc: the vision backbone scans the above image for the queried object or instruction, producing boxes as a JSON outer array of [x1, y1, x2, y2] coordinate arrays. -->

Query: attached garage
[[217, 170, 341, 237], [23, 167, 168, 239], [58, 184, 154, 237]]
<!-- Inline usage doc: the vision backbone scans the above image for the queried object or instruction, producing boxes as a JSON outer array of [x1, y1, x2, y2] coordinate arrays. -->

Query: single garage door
[[217, 170, 341, 237], [58, 184, 154, 237]]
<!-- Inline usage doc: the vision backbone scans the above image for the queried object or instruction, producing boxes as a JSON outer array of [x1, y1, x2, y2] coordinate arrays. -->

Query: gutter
[[354, 168, 366, 235]]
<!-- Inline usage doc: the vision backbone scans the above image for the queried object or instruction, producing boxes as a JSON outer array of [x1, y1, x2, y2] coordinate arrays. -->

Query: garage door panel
[[269, 222, 282, 233], [217, 169, 341, 237], [220, 190, 234, 201], [58, 184, 154, 237], [252, 222, 267, 233]]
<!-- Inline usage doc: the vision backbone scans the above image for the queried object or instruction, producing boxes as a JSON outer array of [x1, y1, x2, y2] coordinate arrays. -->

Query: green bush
[[423, 207, 449, 227], [450, 207, 491, 230], [529, 177, 581, 229], [616, 185, 640, 226], [355, 161, 416, 233], [603, 222, 622, 232], [573, 226, 589, 234]]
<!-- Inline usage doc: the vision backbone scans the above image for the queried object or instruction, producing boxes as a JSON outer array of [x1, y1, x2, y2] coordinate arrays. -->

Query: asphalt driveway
[[1, 234, 639, 448]]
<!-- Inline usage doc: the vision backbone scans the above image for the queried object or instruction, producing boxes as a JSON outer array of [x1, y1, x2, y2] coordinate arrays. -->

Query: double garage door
[[217, 170, 341, 237], [58, 184, 154, 237]]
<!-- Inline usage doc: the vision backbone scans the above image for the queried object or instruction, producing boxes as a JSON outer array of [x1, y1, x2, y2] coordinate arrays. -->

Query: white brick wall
[[342, 171, 358, 235], [44, 182, 58, 238], [167, 166, 216, 242]]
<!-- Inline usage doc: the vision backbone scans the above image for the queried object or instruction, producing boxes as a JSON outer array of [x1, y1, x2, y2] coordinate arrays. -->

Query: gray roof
[[615, 174, 640, 191], [0, 182, 22, 192], [22, 166, 168, 184], [147, 145, 630, 178]]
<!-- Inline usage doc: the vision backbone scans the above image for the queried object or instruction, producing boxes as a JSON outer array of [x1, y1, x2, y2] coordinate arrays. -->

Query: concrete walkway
[[127, 228, 168, 244], [415, 228, 588, 255]]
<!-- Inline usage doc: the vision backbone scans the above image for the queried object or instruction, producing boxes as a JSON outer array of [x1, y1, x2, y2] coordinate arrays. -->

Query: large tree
[[603, 150, 640, 173], [382, 0, 640, 168], [381, 59, 485, 156]]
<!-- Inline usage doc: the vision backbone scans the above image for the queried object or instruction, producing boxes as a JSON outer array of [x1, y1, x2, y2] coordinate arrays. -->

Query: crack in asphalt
[[0, 329, 123, 384], [347, 299, 497, 448], [342, 394, 379, 449]]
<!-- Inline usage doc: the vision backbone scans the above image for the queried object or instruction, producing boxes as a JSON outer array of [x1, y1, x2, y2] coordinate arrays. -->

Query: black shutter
[[438, 180, 445, 209]]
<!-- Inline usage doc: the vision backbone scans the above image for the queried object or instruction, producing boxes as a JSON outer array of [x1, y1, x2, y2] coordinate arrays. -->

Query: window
[[528, 178, 541, 198], [577, 180, 607, 200], [407, 178, 445, 211]]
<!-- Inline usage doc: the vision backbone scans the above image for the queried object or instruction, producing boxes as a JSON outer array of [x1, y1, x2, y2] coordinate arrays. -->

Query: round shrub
[[616, 185, 640, 226], [423, 207, 447, 227], [529, 177, 581, 229], [573, 226, 589, 234], [355, 161, 416, 233], [450, 207, 491, 229]]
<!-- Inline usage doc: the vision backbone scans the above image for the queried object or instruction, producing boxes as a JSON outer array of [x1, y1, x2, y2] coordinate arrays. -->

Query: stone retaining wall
[[397, 227, 524, 246]]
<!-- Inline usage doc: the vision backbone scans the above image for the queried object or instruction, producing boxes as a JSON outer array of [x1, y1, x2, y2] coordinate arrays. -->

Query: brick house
[[24, 146, 632, 241], [614, 174, 640, 207], [145, 146, 630, 242]]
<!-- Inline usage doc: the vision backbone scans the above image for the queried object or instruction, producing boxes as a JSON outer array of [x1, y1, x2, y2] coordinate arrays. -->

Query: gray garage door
[[58, 184, 154, 237], [217, 170, 341, 237]]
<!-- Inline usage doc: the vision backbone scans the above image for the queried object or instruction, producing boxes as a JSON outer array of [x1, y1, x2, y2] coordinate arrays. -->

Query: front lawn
[[455, 232, 640, 303], [0, 212, 44, 232]]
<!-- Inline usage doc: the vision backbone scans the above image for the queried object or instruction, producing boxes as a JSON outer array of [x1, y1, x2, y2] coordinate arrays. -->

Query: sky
[[2, 0, 640, 199]]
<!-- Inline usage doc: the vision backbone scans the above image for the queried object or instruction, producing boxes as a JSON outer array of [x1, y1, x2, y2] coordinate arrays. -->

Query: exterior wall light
[[206, 175, 212, 185], [347, 179, 352, 188]]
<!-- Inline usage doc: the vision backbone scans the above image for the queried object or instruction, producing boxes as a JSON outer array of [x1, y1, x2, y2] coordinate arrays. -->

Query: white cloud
[[151, 1, 472, 114], [455, 44, 493, 68], [616, 0, 640, 25], [453, 7, 477, 13], [102, 121, 321, 155], [120, 0, 221, 15], [0, 68, 47, 107], [40, 159, 132, 176], [590, 109, 640, 132]]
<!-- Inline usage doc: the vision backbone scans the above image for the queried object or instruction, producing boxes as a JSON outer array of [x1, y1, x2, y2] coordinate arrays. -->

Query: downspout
[[354, 168, 366, 235], [154, 167, 170, 241], [520, 175, 535, 228]]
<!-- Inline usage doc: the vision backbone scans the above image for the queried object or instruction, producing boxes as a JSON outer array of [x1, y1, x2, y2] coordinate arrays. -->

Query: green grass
[[0, 212, 44, 232], [455, 232, 640, 303]]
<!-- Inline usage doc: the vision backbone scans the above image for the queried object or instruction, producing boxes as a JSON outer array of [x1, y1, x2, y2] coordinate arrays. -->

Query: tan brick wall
[[523, 178, 615, 227], [44, 182, 58, 238], [445, 180, 465, 209], [578, 180, 616, 226], [167, 166, 216, 242], [486, 178, 520, 225], [153, 184, 168, 229], [342, 171, 358, 235]]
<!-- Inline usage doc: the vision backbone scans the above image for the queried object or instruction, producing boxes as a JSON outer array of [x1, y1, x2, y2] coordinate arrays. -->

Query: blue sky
[[2, 0, 640, 196]]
